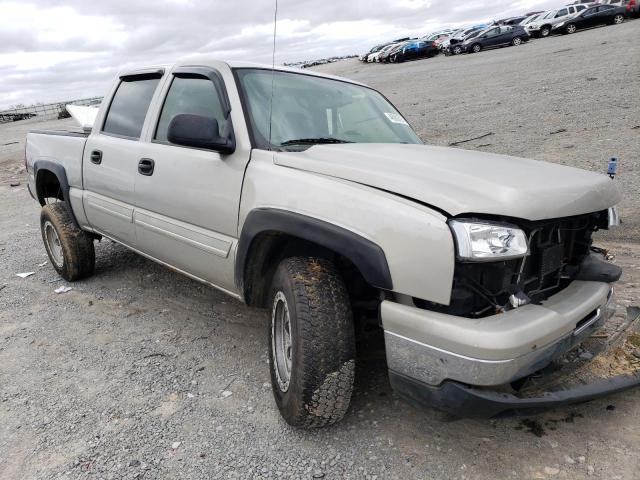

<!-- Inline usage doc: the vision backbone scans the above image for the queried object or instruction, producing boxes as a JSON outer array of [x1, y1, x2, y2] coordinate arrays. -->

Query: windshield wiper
[[280, 137, 353, 146]]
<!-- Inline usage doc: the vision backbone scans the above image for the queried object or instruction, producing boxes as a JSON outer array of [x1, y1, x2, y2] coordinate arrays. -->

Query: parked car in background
[[434, 33, 451, 49], [391, 39, 439, 62], [448, 29, 484, 55], [554, 4, 626, 33], [381, 42, 409, 62], [359, 45, 384, 62], [444, 25, 488, 51], [601, 0, 639, 17], [370, 43, 401, 62], [497, 16, 527, 25], [360, 38, 411, 62], [462, 25, 530, 53], [519, 12, 547, 26], [526, 4, 589, 37]]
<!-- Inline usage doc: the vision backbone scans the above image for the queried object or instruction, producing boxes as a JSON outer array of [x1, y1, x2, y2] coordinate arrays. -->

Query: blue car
[[390, 39, 439, 63]]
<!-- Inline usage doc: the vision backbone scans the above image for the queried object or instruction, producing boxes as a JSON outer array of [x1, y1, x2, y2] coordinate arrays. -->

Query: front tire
[[565, 23, 577, 34], [612, 14, 624, 24], [452, 45, 463, 55], [511, 36, 523, 46], [40, 203, 95, 281], [268, 257, 356, 428], [471, 43, 482, 53], [540, 25, 551, 37]]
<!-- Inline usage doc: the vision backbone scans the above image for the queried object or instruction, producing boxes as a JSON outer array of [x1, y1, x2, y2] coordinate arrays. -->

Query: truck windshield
[[235, 69, 422, 151]]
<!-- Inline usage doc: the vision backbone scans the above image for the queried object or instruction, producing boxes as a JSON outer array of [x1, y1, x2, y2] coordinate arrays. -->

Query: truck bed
[[26, 129, 89, 193]]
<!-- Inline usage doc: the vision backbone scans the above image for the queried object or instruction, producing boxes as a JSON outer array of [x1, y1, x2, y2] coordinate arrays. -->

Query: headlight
[[450, 220, 529, 261]]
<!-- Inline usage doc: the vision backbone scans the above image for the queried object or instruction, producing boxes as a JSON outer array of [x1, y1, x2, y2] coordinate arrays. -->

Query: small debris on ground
[[171, 441, 181, 449], [549, 128, 567, 135], [38, 261, 48, 267], [10, 181, 21, 187], [449, 132, 493, 146], [54, 286, 72, 294], [221, 390, 233, 398], [16, 272, 35, 278], [544, 466, 560, 476]]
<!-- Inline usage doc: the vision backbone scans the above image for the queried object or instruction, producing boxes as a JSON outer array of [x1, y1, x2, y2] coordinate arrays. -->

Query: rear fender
[[33, 160, 79, 227]]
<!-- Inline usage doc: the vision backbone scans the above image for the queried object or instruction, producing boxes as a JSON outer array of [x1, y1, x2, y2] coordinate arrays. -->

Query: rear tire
[[511, 36, 523, 46], [40, 203, 95, 281], [565, 23, 577, 34], [268, 257, 356, 428], [613, 14, 624, 24]]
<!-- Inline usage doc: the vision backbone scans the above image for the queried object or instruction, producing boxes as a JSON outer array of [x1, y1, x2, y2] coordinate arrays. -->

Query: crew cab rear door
[[82, 70, 164, 246], [132, 66, 250, 293]]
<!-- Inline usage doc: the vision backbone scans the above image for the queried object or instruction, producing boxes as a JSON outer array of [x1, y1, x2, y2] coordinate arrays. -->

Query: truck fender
[[33, 160, 80, 227], [236, 208, 393, 293]]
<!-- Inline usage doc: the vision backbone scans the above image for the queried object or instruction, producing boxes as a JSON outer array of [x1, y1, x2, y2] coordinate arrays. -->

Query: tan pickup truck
[[25, 59, 635, 428]]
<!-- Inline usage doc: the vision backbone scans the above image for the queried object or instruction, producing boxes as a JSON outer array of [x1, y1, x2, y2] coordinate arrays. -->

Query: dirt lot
[[1, 21, 639, 480]]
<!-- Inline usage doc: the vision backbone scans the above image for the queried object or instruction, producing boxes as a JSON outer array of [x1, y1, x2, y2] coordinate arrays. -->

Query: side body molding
[[33, 159, 79, 227], [236, 208, 393, 292]]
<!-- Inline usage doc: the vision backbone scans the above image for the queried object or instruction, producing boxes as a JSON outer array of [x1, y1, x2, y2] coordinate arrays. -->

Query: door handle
[[90, 150, 102, 165], [138, 158, 155, 176]]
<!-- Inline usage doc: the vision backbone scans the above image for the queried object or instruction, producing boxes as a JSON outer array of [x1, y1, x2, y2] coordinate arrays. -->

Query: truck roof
[[117, 59, 367, 88]]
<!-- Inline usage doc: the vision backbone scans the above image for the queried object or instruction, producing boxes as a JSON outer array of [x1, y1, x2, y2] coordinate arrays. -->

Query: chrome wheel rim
[[453, 47, 461, 54], [271, 291, 292, 392], [513, 37, 522, 45], [44, 220, 64, 268], [567, 25, 576, 33], [614, 15, 623, 24]]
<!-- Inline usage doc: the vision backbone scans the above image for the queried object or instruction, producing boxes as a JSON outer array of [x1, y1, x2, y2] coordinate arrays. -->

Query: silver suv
[[526, 4, 589, 37]]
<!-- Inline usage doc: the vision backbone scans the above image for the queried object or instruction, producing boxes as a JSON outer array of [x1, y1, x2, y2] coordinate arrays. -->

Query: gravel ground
[[1, 20, 639, 480]]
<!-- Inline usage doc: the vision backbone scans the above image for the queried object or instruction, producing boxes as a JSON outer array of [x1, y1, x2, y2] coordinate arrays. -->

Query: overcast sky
[[0, 0, 562, 109]]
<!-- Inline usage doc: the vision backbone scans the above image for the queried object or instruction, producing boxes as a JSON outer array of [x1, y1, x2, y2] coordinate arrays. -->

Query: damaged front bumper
[[389, 369, 640, 418], [382, 281, 640, 417]]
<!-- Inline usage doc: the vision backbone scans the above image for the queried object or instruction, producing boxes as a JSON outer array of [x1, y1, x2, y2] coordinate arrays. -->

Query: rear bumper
[[382, 281, 615, 387], [389, 370, 640, 419]]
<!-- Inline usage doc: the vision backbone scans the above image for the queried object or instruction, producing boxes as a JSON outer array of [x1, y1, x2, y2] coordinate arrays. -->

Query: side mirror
[[167, 114, 235, 154]]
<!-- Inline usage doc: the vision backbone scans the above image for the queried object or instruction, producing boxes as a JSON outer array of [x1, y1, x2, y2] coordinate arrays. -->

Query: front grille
[[416, 211, 609, 318]]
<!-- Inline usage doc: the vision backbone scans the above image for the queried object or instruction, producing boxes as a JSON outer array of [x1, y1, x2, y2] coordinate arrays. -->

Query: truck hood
[[274, 143, 621, 221]]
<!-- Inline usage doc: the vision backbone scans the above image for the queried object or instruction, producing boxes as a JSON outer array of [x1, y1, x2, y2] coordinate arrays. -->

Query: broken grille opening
[[415, 211, 609, 318]]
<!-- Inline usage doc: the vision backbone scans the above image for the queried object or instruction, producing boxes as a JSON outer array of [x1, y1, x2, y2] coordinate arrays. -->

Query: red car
[[603, 0, 639, 17]]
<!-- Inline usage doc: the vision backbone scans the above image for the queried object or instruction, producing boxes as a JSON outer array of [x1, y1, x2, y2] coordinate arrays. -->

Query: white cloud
[[0, 0, 561, 108]]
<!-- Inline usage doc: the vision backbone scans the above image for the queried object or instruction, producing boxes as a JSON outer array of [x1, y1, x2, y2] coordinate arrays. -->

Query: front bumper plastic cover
[[389, 369, 640, 418]]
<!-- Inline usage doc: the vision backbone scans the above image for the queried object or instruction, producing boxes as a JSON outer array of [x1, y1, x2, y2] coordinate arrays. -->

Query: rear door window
[[556, 8, 568, 17], [103, 77, 160, 139]]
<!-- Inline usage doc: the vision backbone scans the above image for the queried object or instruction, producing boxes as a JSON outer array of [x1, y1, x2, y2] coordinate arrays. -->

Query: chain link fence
[[0, 97, 103, 124]]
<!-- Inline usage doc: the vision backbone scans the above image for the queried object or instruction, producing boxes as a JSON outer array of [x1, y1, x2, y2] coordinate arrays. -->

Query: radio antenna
[[268, 0, 278, 149]]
